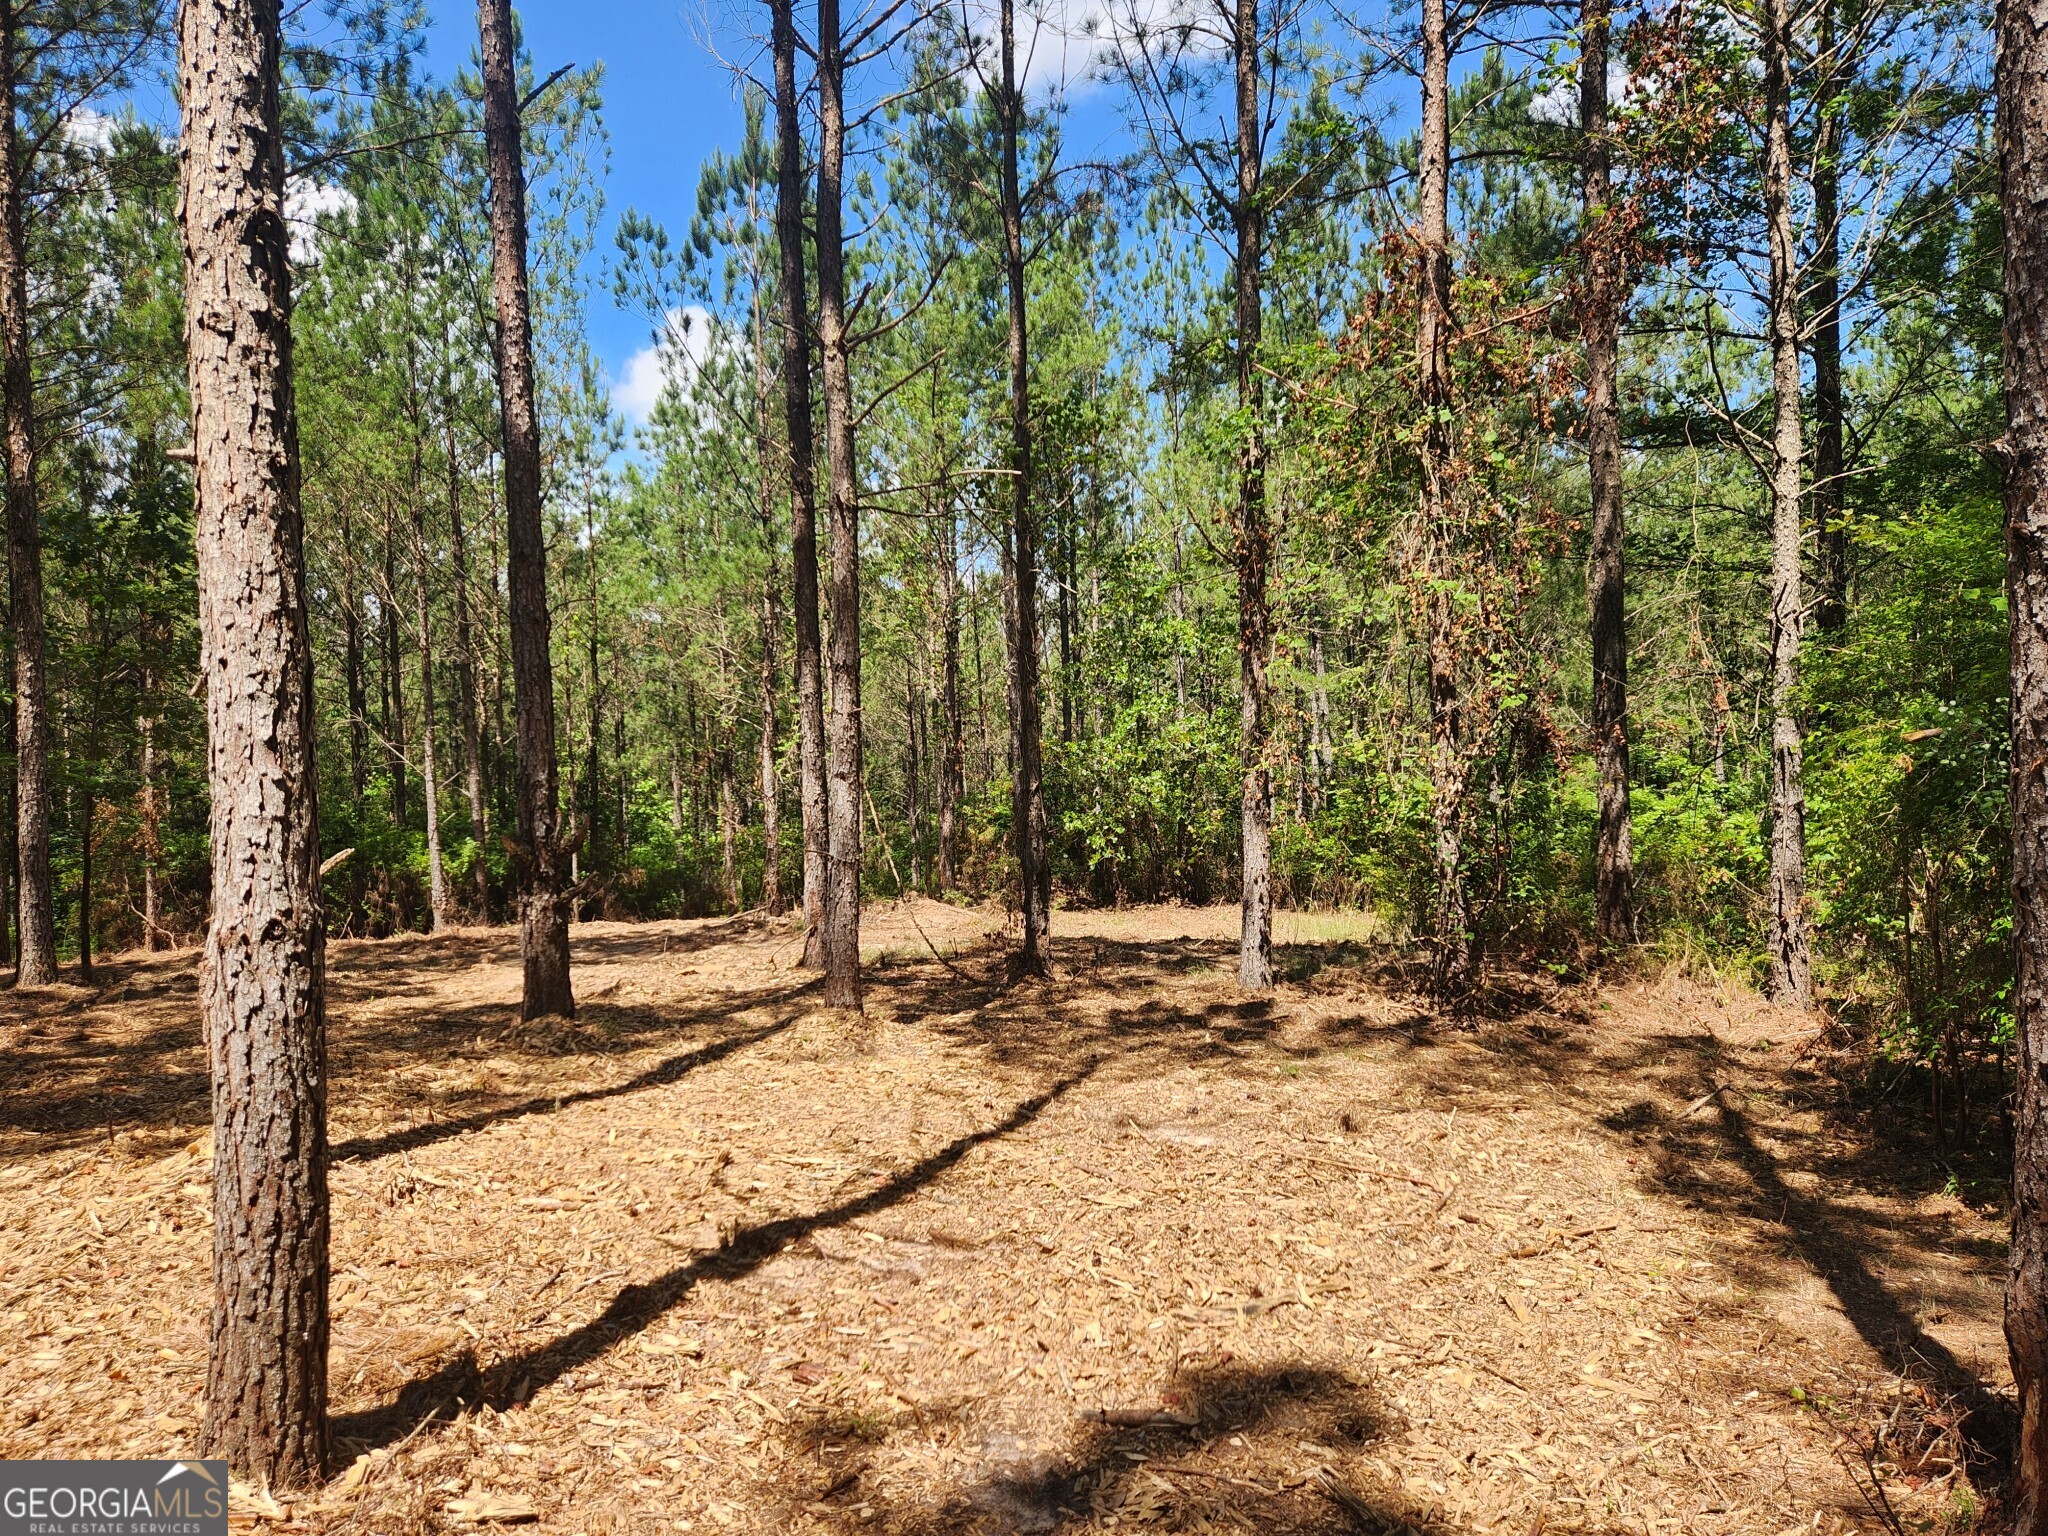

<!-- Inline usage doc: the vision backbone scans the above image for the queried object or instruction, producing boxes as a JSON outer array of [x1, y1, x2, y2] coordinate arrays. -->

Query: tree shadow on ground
[[779, 1360, 1429, 1535], [328, 1014, 801, 1162], [0, 925, 814, 1162], [322, 915, 759, 997], [330, 1065, 1098, 1457], [1396, 1001, 2015, 1482]]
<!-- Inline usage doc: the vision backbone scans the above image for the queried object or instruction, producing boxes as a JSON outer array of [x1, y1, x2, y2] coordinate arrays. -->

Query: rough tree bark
[[477, 0, 573, 1017], [1999, 0, 2048, 1524], [1419, 0, 1470, 999], [816, 0, 863, 1009], [2, 674, 14, 969], [179, 0, 329, 1479], [1812, 0, 1848, 634], [1582, 0, 1633, 944], [0, 0, 56, 986], [769, 0, 829, 967], [1761, 0, 1813, 1006], [1232, 0, 1272, 991], [996, 0, 1052, 977]]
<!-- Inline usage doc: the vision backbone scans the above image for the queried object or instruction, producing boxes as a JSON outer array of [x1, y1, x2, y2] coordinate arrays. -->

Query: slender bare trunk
[[720, 755, 741, 912], [815, 0, 862, 1008], [76, 779, 90, 978], [445, 398, 489, 915], [1171, 545, 1188, 716], [902, 650, 922, 889], [2, 659, 16, 970], [2000, 0, 2048, 1522], [1419, 0, 1469, 998], [1309, 629, 1333, 804], [139, 663, 166, 950], [753, 282, 784, 914], [180, 0, 329, 1476], [936, 503, 963, 891], [758, 596, 782, 912], [1762, 0, 1812, 1006], [1812, 0, 1848, 633], [769, 0, 829, 962], [341, 539, 367, 801], [413, 495, 450, 932], [1583, 0, 1633, 944], [0, 2, 54, 987], [477, 0, 572, 1016], [605, 713, 620, 864], [1233, 0, 1271, 990], [583, 549, 601, 872], [996, 0, 1051, 977], [380, 523, 408, 828]]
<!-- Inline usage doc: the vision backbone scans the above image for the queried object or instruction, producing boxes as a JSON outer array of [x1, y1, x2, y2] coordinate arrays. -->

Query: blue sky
[[416, 0, 756, 417], [408, 0, 1149, 424]]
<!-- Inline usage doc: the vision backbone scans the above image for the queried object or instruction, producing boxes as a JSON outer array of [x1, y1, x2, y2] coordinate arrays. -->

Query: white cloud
[[1530, 60, 1633, 126], [958, 0, 1198, 99], [285, 180, 357, 265], [613, 304, 714, 424], [62, 107, 116, 155]]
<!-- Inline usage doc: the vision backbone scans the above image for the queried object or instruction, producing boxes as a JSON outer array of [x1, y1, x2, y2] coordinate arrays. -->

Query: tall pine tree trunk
[[753, 281, 784, 914], [1309, 629, 1333, 804], [1762, 0, 1813, 1006], [1233, 0, 1272, 991], [1998, 3, 2048, 1524], [1583, 0, 1633, 944], [341, 511, 367, 800], [139, 657, 166, 949], [381, 524, 407, 826], [720, 754, 741, 912], [1419, 0, 1470, 998], [75, 777, 90, 978], [770, 0, 829, 966], [445, 398, 489, 915], [0, 0, 55, 987], [937, 503, 963, 892], [413, 488, 450, 932], [816, 0, 863, 1008], [997, 0, 1051, 977], [1812, 0, 1848, 633], [477, 0, 573, 1017], [179, 0, 329, 1476]]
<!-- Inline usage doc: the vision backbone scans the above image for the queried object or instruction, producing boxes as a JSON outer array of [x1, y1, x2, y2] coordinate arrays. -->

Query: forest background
[[6, 0, 2002, 1131]]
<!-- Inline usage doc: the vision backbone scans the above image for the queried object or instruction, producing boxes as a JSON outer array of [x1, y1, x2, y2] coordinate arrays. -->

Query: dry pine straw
[[0, 901, 2009, 1535]]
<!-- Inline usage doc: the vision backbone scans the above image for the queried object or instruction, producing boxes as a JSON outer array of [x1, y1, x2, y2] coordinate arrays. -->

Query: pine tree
[[181, 0, 329, 1479]]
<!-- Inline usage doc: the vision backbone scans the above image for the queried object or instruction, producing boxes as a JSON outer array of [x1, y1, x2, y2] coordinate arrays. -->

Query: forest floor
[[0, 900, 2014, 1535]]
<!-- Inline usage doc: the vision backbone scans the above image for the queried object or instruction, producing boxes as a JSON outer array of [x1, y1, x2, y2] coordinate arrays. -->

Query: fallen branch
[[1083, 1406, 1198, 1428], [1680, 1083, 1730, 1118]]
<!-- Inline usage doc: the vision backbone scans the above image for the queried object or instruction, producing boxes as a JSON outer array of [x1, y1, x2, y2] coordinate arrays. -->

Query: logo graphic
[[1, 1460, 229, 1536], [155, 1465, 218, 1489]]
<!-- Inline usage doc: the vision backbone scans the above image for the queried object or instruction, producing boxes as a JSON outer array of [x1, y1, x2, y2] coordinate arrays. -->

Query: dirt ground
[[0, 901, 2013, 1534]]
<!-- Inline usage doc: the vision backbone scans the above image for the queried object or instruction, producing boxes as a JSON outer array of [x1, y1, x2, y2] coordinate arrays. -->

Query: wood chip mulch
[[0, 902, 2010, 1534]]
